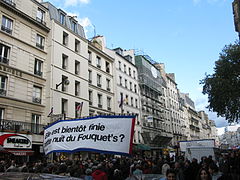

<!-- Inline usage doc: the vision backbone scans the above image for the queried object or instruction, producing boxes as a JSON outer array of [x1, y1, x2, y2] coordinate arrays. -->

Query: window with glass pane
[[1, 15, 13, 34], [88, 51, 92, 63], [36, 34, 45, 50], [88, 70, 92, 83], [31, 114, 40, 134], [0, 43, 10, 64], [75, 39, 80, 53], [131, 97, 133, 106], [106, 79, 110, 91], [75, 81, 80, 96], [75, 60, 80, 75], [62, 54, 68, 70], [63, 32, 68, 46], [32, 86, 41, 104], [36, 8, 45, 24], [106, 61, 110, 73], [34, 59, 42, 76], [118, 61, 121, 70], [89, 90, 92, 104], [72, 21, 77, 32], [60, 13, 65, 25], [0, 108, 4, 120], [97, 94, 102, 106], [61, 98, 68, 117], [97, 74, 101, 87], [0, 75, 7, 96], [96, 56, 101, 68], [107, 97, 111, 109]]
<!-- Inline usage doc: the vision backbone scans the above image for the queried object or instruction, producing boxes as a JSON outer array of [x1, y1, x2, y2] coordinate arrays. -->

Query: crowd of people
[[0, 150, 239, 180]]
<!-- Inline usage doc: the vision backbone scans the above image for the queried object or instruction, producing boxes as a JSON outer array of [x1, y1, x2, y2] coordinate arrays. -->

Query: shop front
[[0, 132, 34, 163]]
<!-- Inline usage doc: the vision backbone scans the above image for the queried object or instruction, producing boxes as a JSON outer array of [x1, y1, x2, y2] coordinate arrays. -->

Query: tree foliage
[[200, 41, 240, 123]]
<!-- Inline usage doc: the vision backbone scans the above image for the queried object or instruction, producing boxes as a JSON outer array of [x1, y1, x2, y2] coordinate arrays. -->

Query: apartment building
[[87, 36, 114, 116], [42, 2, 89, 120], [0, 0, 50, 159], [198, 110, 212, 139], [104, 47, 142, 144], [135, 55, 172, 154]]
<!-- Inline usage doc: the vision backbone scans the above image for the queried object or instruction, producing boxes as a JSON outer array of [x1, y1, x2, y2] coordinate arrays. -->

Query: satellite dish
[[64, 79, 70, 85]]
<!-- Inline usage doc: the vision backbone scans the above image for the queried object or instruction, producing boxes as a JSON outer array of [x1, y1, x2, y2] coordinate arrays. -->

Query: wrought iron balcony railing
[[0, 56, 9, 65], [0, 119, 45, 134]]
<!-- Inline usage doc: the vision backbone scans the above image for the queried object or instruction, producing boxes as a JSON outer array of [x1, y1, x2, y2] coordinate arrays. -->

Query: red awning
[[5, 149, 34, 156]]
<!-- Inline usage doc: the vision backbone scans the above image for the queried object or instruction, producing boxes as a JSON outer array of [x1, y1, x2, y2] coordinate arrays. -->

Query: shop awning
[[5, 149, 34, 156], [135, 144, 151, 151]]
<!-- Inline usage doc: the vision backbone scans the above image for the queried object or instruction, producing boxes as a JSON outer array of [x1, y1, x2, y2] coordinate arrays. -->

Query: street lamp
[[56, 79, 70, 90]]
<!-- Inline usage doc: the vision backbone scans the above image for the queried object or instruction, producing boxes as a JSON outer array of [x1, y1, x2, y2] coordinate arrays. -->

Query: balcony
[[1, 25, 12, 34], [0, 89, 6, 96], [0, 56, 9, 65], [36, 43, 44, 50], [3, 0, 16, 7], [32, 97, 41, 104], [36, 17, 46, 25], [0, 119, 45, 134], [34, 70, 42, 76]]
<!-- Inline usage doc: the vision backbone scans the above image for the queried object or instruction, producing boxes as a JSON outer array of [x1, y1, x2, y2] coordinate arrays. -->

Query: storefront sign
[[0, 133, 32, 149], [44, 115, 136, 156]]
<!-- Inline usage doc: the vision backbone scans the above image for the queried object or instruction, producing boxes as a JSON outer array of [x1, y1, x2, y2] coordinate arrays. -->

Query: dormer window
[[72, 21, 77, 33], [60, 13, 65, 25]]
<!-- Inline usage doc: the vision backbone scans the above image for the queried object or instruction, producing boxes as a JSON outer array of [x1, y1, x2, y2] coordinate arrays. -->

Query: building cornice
[[0, 0, 50, 32]]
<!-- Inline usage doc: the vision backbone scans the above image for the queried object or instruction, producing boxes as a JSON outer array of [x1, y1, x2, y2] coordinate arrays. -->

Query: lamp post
[[56, 79, 70, 90]]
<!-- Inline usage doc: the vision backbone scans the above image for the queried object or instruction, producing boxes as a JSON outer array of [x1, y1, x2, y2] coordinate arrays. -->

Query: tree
[[200, 41, 240, 123]]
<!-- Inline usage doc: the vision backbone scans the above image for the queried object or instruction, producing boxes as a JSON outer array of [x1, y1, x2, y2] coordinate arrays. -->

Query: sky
[[45, 0, 239, 133]]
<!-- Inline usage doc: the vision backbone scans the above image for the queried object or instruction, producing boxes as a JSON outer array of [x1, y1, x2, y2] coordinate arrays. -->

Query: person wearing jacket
[[92, 164, 108, 180]]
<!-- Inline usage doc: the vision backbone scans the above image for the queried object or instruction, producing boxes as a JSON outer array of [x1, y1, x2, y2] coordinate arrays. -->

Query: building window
[[75, 39, 80, 53], [125, 95, 128, 105], [130, 82, 132, 91], [72, 21, 77, 32], [134, 84, 137, 93], [0, 43, 10, 64], [62, 54, 68, 70], [0, 75, 7, 96], [36, 34, 45, 50], [60, 13, 65, 25], [124, 64, 126, 73], [97, 74, 101, 87], [135, 99, 138, 108], [88, 70, 92, 83], [97, 94, 102, 108], [75, 81, 80, 96], [0, 108, 4, 120], [62, 75, 68, 92], [34, 59, 43, 76], [36, 8, 45, 25], [89, 90, 92, 105], [75, 102, 83, 118], [125, 79, 127, 88], [31, 114, 40, 134], [107, 97, 111, 110], [106, 61, 110, 73], [1, 15, 13, 34], [32, 85, 42, 104], [106, 79, 110, 91], [96, 56, 101, 68], [75, 60, 80, 75], [119, 76, 122, 86], [129, 67, 131, 76], [133, 70, 136, 79], [118, 61, 121, 70], [63, 32, 68, 46], [61, 98, 68, 117], [131, 97, 133, 106], [88, 51, 92, 63]]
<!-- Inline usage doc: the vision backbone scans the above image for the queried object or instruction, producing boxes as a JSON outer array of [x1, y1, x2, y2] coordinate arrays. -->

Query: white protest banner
[[44, 115, 135, 156]]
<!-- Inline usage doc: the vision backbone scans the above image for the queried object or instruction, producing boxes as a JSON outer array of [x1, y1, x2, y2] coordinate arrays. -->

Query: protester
[[196, 168, 212, 180]]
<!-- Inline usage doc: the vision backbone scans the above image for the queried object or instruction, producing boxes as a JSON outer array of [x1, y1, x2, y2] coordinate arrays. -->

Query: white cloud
[[78, 17, 94, 38], [193, 0, 224, 5], [64, 0, 90, 7]]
